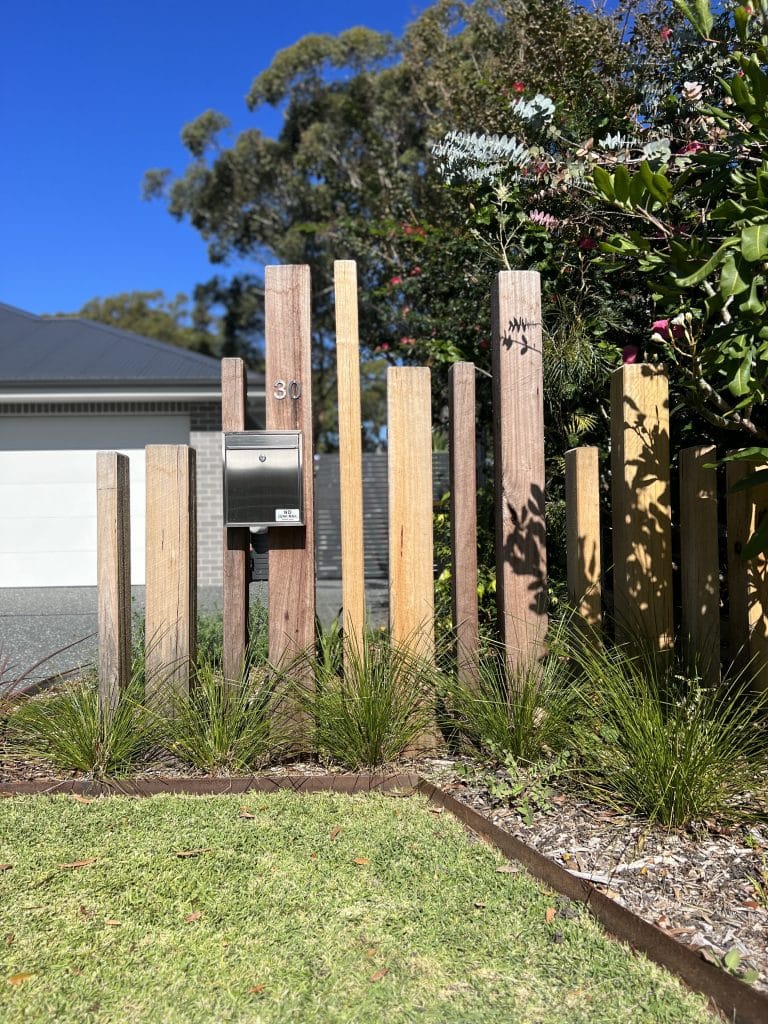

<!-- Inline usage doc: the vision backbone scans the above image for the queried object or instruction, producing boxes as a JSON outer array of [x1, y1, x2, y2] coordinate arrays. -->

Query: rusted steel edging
[[0, 773, 420, 798], [2, 772, 765, 1022], [417, 780, 768, 1024]]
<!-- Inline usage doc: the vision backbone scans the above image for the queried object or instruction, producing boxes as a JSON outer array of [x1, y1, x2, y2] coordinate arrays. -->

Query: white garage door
[[0, 415, 190, 587]]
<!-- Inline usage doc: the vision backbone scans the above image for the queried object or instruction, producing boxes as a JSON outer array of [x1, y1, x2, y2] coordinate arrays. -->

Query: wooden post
[[449, 362, 479, 684], [96, 451, 131, 711], [610, 364, 673, 651], [222, 357, 250, 683], [145, 445, 197, 700], [565, 446, 602, 632], [491, 270, 547, 666], [265, 265, 316, 671], [388, 366, 434, 659], [680, 446, 720, 685], [726, 457, 768, 689], [334, 260, 365, 653]]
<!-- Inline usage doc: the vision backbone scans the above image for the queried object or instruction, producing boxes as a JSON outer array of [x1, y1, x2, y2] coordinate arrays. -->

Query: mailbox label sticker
[[275, 508, 301, 523]]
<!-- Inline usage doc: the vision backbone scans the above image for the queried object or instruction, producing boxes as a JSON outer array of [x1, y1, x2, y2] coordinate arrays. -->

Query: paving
[[0, 581, 389, 686]]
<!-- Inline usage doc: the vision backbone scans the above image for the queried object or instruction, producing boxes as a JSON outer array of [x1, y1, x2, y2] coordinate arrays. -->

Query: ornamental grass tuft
[[563, 631, 768, 828], [7, 671, 153, 778], [298, 630, 438, 769]]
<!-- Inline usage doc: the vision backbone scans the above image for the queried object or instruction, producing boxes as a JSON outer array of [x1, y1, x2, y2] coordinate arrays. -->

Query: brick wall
[[191, 403, 223, 586]]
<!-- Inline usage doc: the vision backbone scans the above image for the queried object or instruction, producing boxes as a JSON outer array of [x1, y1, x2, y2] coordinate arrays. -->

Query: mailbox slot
[[223, 431, 303, 528]]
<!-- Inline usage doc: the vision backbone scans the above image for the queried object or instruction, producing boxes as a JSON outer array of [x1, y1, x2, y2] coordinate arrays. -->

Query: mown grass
[[0, 793, 716, 1024]]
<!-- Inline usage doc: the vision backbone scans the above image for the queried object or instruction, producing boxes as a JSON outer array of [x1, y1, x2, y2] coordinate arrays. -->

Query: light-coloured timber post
[[334, 260, 365, 653], [565, 446, 602, 633], [449, 362, 479, 684], [145, 445, 197, 700], [491, 270, 547, 666], [265, 265, 316, 674], [726, 456, 768, 689], [221, 357, 249, 682], [96, 451, 131, 712], [388, 366, 434, 660], [680, 446, 720, 685], [610, 364, 673, 651]]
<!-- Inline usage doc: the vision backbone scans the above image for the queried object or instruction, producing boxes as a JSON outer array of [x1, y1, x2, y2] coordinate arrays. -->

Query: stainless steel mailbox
[[223, 431, 304, 528]]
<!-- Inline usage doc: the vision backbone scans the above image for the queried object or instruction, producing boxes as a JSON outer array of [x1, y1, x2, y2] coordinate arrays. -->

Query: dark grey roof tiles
[[0, 302, 227, 386]]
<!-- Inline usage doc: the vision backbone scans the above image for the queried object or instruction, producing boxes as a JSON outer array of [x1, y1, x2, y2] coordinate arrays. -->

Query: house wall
[[0, 400, 225, 588]]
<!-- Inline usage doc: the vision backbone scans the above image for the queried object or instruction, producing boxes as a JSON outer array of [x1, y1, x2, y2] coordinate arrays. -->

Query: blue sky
[[1, 1, 428, 316]]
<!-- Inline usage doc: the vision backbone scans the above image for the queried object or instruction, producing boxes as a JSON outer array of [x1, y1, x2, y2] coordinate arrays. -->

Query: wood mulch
[[2, 749, 766, 994]]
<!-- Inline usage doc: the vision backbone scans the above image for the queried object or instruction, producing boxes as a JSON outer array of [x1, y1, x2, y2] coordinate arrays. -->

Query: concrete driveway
[[0, 581, 388, 686]]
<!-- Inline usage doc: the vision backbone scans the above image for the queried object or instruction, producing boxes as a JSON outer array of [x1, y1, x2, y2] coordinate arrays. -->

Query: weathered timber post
[[145, 445, 197, 700], [610, 364, 673, 651], [334, 260, 366, 653], [388, 366, 434, 659], [491, 270, 547, 666], [726, 456, 768, 689], [96, 451, 131, 711], [222, 357, 249, 682], [565, 446, 602, 633], [449, 362, 479, 684], [680, 446, 720, 685], [264, 265, 316, 674]]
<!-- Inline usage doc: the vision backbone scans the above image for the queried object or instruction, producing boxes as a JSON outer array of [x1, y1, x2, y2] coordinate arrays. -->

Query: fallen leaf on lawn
[[59, 858, 96, 870], [175, 848, 211, 858], [545, 907, 557, 924], [104, 920, 121, 927], [365, 948, 377, 958], [239, 811, 258, 820], [5, 933, 15, 946], [496, 864, 518, 874], [0, 863, 13, 871], [7, 972, 34, 986], [309, 853, 318, 860], [78, 906, 94, 918], [71, 795, 96, 804], [249, 984, 265, 995], [330, 826, 341, 841], [184, 911, 203, 923], [354, 857, 369, 865], [370, 968, 389, 982], [474, 900, 486, 909]]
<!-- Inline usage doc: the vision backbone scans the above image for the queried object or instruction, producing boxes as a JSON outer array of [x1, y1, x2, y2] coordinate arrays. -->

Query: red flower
[[389, 276, 402, 286], [400, 336, 416, 346], [651, 318, 684, 340], [410, 266, 422, 276], [680, 141, 704, 154], [478, 339, 490, 350], [660, 26, 672, 41], [622, 345, 639, 364], [578, 236, 598, 251], [512, 81, 525, 94]]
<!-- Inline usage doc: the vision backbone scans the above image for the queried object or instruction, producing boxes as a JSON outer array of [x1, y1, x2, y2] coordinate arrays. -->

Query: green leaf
[[628, 169, 647, 206], [742, 968, 759, 985], [720, 447, 768, 464], [710, 199, 746, 221], [734, 5, 750, 43], [593, 166, 614, 201], [675, 238, 739, 287], [613, 164, 630, 205], [728, 348, 753, 397], [738, 276, 765, 315], [729, 467, 768, 493], [723, 949, 741, 972], [719, 254, 750, 299], [741, 224, 768, 262], [673, 0, 714, 38]]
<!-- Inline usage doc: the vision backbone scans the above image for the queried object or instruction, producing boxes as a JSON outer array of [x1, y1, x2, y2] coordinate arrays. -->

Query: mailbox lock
[[259, 454, 266, 463]]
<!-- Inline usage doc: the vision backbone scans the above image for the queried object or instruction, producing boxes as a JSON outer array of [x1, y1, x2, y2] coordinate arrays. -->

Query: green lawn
[[0, 792, 716, 1023]]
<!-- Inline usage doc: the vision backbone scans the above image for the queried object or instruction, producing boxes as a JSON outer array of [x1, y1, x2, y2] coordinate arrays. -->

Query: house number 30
[[273, 380, 302, 400]]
